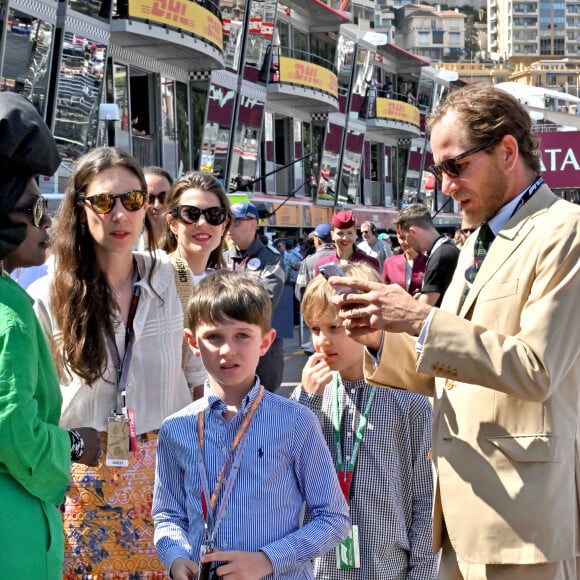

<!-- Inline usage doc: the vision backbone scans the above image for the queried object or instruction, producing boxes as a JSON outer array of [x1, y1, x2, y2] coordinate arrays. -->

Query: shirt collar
[[488, 191, 525, 237], [340, 376, 367, 391], [206, 376, 262, 414]]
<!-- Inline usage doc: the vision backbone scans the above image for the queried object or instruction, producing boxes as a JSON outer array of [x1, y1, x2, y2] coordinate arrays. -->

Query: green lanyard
[[331, 372, 377, 501]]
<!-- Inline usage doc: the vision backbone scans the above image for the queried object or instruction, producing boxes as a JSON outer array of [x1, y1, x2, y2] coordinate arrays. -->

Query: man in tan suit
[[330, 84, 580, 578]]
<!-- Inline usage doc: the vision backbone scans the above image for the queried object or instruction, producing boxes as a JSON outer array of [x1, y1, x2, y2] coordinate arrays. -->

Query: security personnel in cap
[[223, 201, 286, 392]]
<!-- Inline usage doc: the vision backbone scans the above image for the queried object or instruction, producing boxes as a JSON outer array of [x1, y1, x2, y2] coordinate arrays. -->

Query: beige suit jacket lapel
[[458, 185, 556, 317]]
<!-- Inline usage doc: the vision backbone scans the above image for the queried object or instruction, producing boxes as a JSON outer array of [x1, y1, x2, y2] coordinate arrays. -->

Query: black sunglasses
[[171, 205, 228, 226], [78, 190, 146, 214], [11, 196, 49, 228], [428, 139, 498, 182], [148, 191, 166, 205]]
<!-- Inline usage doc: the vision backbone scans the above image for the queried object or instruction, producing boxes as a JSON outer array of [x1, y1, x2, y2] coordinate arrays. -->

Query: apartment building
[[394, 3, 466, 62], [489, 0, 580, 67]]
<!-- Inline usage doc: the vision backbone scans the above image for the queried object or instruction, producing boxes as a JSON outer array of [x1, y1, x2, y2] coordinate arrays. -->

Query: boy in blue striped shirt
[[153, 270, 349, 580]]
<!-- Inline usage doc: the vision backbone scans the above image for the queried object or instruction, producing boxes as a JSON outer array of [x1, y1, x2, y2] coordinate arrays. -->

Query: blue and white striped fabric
[[153, 379, 350, 578]]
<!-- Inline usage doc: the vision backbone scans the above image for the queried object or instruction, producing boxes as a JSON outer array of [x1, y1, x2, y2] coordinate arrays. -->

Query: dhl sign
[[279, 57, 338, 99], [129, 0, 223, 50], [375, 97, 420, 127]]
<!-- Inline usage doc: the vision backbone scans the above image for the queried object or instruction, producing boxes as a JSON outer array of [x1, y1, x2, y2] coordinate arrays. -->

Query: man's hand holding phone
[[319, 263, 360, 295]]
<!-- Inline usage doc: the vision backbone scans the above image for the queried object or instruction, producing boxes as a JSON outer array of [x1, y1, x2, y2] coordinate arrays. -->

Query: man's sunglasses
[[171, 205, 228, 226], [11, 196, 49, 228], [148, 191, 166, 205], [78, 190, 146, 214], [428, 139, 498, 182]]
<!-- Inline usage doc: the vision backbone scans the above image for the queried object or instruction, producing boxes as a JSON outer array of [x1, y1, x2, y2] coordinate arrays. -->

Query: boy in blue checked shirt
[[292, 262, 438, 579], [152, 270, 349, 580]]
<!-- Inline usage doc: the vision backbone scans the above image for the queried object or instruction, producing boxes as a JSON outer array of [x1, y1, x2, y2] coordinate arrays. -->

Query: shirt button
[[221, 446, 227, 453], [346, 432, 353, 438], [223, 541, 228, 548], [350, 389, 355, 394]]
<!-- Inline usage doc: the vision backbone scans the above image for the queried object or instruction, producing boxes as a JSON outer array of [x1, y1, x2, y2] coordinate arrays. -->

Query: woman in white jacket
[[29, 146, 205, 579]]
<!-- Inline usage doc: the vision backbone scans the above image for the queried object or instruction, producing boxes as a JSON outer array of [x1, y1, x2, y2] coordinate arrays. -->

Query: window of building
[[54, 31, 107, 159], [540, 38, 551, 55], [0, 9, 54, 116], [68, 0, 111, 21]]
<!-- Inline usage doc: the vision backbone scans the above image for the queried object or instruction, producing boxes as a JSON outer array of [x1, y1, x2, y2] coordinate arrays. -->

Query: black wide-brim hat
[[0, 93, 61, 260]]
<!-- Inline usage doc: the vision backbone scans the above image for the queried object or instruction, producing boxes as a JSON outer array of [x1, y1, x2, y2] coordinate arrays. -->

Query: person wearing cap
[[0, 92, 101, 579], [314, 210, 380, 275], [357, 220, 392, 274], [295, 223, 335, 303], [224, 201, 287, 392]]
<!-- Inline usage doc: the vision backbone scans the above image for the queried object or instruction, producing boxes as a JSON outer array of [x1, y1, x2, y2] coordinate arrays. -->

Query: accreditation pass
[[106, 415, 131, 467]]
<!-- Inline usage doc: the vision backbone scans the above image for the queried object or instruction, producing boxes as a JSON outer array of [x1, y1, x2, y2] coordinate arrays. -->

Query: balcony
[[264, 46, 339, 115], [110, 0, 223, 71], [362, 92, 421, 139]]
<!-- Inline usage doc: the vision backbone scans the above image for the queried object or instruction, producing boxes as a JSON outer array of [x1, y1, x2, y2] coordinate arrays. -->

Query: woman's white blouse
[[28, 252, 205, 434]]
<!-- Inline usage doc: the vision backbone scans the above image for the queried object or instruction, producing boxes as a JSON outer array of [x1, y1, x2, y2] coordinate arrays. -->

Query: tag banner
[[129, 0, 223, 50]]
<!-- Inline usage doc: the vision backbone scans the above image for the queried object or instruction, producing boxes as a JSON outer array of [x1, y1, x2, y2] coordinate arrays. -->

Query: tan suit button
[[432, 364, 439, 372], [451, 370, 458, 378], [445, 379, 454, 390]]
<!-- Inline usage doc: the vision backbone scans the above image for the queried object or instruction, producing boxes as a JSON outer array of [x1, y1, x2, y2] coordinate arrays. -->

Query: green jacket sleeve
[[0, 283, 70, 505]]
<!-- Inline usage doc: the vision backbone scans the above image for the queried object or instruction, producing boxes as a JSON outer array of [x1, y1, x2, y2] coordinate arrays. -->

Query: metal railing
[[272, 45, 337, 75]]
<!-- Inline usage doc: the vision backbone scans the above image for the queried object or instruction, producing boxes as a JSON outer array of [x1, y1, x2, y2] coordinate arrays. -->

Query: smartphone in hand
[[319, 263, 359, 294]]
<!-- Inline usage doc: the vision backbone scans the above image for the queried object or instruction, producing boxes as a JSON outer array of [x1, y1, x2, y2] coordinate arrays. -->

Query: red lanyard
[[197, 387, 264, 524]]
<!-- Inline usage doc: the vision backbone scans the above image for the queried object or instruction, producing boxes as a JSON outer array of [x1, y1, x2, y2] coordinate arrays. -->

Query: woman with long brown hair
[[29, 146, 205, 578]]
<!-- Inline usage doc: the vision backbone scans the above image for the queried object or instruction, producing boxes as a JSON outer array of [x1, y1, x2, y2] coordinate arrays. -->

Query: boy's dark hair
[[187, 270, 272, 334], [302, 262, 381, 328]]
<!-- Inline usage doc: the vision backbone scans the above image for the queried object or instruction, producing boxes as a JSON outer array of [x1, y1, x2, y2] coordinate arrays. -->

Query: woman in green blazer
[[0, 93, 100, 579]]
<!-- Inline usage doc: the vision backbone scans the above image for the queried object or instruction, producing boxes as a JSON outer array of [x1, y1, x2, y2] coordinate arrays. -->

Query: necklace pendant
[[114, 290, 122, 298]]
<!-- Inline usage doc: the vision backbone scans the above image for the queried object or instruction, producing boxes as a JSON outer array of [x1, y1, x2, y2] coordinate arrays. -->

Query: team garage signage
[[537, 131, 580, 189]]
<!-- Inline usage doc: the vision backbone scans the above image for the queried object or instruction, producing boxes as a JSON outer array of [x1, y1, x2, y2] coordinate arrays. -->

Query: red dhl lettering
[[326, 76, 338, 93], [386, 101, 405, 115], [204, 17, 221, 41], [150, 0, 166, 16], [150, 0, 186, 22], [292, 63, 320, 86]]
